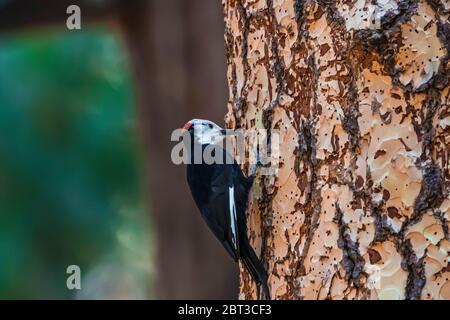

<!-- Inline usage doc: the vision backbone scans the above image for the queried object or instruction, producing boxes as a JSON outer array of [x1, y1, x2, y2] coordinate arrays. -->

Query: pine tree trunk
[[222, 0, 450, 300]]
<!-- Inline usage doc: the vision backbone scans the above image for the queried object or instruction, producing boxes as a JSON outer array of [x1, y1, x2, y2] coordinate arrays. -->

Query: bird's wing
[[201, 163, 240, 261], [186, 146, 250, 262], [187, 165, 238, 261]]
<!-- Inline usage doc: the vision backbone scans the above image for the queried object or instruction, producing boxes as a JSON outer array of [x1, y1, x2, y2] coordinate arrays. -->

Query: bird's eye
[[208, 124, 213, 129]]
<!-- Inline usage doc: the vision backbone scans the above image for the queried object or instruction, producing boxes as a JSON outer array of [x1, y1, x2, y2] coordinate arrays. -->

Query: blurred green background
[[0, 28, 152, 299]]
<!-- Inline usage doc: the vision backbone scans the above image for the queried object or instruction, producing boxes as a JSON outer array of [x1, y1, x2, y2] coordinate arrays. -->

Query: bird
[[181, 118, 270, 299]]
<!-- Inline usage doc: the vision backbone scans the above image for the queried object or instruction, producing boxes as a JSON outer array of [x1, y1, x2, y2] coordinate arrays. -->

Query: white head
[[182, 119, 226, 145]]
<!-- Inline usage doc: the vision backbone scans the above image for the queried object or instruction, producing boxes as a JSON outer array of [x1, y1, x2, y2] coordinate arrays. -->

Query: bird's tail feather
[[240, 237, 270, 300]]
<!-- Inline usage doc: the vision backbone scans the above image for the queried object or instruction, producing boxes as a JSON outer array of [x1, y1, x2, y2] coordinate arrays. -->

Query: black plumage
[[184, 123, 270, 299]]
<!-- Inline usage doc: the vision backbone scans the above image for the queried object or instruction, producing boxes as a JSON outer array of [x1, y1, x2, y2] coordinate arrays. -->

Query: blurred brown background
[[121, 0, 238, 299]]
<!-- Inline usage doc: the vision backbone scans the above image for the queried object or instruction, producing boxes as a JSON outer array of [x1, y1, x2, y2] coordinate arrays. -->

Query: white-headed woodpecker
[[181, 119, 270, 299]]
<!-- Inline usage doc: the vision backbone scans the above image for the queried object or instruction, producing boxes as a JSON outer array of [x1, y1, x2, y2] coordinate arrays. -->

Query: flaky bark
[[223, 0, 450, 299]]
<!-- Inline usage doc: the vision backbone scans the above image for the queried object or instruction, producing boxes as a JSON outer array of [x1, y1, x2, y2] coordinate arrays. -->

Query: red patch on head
[[182, 122, 192, 131]]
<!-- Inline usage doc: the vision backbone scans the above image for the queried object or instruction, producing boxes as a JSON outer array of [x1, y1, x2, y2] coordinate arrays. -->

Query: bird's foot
[[248, 160, 263, 178]]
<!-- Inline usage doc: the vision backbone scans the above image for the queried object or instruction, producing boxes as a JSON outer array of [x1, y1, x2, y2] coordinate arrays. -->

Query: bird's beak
[[220, 129, 227, 135]]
